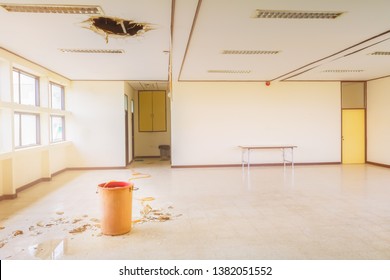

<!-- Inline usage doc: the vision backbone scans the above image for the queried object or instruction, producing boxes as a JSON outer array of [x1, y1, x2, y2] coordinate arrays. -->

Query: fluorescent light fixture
[[0, 4, 103, 14], [322, 69, 364, 73], [208, 70, 251, 74], [368, 51, 390, 56], [221, 50, 280, 55], [254, 9, 343, 19], [59, 49, 124, 54]]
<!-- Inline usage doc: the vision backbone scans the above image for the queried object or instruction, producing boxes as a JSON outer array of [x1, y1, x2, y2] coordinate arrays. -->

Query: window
[[341, 82, 366, 109], [13, 69, 39, 106], [50, 115, 65, 143], [50, 82, 65, 110], [14, 112, 40, 148]]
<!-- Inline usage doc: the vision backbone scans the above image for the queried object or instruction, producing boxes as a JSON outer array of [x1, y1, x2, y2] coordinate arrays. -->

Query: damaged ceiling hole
[[85, 16, 152, 42]]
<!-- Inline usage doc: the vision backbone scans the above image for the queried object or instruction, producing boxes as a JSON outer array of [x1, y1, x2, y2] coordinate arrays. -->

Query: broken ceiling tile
[[82, 16, 153, 43]]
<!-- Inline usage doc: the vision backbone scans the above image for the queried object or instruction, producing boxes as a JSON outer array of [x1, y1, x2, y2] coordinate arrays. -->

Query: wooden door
[[342, 109, 365, 163]]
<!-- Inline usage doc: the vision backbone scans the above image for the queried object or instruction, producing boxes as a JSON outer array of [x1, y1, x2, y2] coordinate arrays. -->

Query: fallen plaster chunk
[[69, 224, 90, 234], [13, 230, 23, 236]]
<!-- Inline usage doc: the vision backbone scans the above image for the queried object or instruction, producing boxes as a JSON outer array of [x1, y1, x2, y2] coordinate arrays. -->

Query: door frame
[[340, 81, 367, 164]]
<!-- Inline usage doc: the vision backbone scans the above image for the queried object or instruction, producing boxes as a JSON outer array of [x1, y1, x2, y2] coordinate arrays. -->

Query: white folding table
[[239, 145, 297, 170]]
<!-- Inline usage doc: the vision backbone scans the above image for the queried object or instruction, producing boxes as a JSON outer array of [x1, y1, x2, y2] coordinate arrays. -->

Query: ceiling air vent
[[208, 70, 251, 74], [0, 4, 103, 14], [221, 50, 280, 55], [59, 49, 124, 54], [368, 51, 390, 56], [322, 70, 364, 73], [254, 9, 343, 19]]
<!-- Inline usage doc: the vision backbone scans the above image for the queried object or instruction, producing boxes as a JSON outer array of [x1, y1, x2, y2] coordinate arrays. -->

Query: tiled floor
[[1, 160, 390, 259]]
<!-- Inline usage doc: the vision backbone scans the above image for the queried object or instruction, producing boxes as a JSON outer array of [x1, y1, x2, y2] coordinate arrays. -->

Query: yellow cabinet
[[138, 91, 166, 132]]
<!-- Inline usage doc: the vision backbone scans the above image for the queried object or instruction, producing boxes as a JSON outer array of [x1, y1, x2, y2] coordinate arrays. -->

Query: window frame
[[50, 82, 65, 110], [50, 115, 66, 143], [14, 112, 41, 149], [12, 68, 40, 106]]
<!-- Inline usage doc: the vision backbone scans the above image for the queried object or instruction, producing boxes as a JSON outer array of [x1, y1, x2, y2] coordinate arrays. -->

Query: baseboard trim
[[171, 162, 341, 168], [51, 168, 67, 177], [366, 161, 390, 168], [67, 166, 127, 171], [17, 177, 51, 192], [135, 156, 160, 159], [0, 166, 127, 201], [0, 194, 17, 201]]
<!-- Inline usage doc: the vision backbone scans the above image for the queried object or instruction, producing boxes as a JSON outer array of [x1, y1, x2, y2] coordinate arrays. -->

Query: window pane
[[51, 84, 64, 110], [341, 82, 365, 109], [20, 74, 37, 106], [14, 114, 20, 147], [13, 71, 20, 103], [51, 116, 64, 142], [21, 114, 38, 146]]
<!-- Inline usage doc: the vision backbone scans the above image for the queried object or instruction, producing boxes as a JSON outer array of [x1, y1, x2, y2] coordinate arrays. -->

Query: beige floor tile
[[1, 162, 390, 259]]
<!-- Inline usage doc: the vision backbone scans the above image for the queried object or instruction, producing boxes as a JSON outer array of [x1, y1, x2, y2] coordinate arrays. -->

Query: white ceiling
[[1, 0, 390, 84]]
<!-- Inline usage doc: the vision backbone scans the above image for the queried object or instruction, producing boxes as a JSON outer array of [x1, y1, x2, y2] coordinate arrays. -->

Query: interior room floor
[[1, 160, 390, 260]]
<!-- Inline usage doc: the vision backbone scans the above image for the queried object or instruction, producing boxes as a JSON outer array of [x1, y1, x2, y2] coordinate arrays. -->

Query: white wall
[[67, 81, 126, 168], [171, 81, 341, 166], [367, 77, 390, 165]]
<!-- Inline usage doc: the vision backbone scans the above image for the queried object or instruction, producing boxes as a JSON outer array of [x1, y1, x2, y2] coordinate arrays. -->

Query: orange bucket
[[98, 181, 134, 236]]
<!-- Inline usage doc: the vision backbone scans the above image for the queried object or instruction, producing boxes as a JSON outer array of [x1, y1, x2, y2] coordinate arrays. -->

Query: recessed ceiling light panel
[[208, 70, 251, 74], [322, 69, 364, 73], [368, 51, 390, 56], [221, 50, 280, 55], [59, 49, 124, 54], [0, 4, 103, 14], [254, 9, 343, 19]]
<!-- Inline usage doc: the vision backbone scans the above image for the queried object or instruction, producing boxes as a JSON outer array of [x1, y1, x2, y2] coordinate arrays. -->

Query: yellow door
[[342, 109, 365, 163]]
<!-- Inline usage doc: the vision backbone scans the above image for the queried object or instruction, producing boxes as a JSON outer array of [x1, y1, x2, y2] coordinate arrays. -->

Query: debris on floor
[[0, 226, 5, 230], [13, 230, 23, 236], [129, 170, 151, 180], [134, 197, 182, 224], [0, 212, 103, 252], [69, 224, 90, 234], [90, 218, 100, 223]]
